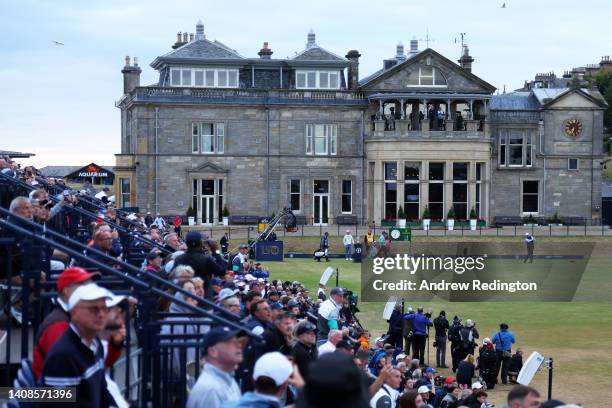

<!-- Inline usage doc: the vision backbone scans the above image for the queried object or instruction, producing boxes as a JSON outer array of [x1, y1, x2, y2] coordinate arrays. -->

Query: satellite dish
[[383, 296, 399, 320], [517, 351, 545, 385], [319, 267, 335, 285]]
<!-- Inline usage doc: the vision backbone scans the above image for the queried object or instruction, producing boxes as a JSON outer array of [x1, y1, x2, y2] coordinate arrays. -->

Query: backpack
[[460, 327, 473, 350]]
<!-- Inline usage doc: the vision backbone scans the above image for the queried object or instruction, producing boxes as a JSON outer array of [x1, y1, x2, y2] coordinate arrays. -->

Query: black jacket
[[174, 249, 226, 300], [478, 346, 498, 376], [291, 340, 318, 378], [41, 325, 115, 408], [434, 315, 449, 337], [456, 361, 475, 386]]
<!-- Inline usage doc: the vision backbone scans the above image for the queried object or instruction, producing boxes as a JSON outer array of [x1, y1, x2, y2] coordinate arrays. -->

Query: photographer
[[458, 319, 479, 363], [492, 322, 515, 385], [433, 310, 450, 369], [403, 307, 432, 365]]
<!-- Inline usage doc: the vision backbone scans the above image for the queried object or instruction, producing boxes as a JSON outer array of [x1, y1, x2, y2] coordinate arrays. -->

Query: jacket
[[223, 392, 281, 408], [187, 362, 241, 408], [291, 340, 318, 378], [320, 235, 329, 249], [41, 325, 116, 408], [434, 315, 449, 337], [492, 330, 515, 352], [403, 312, 432, 336], [456, 361, 475, 386], [174, 249, 226, 300]]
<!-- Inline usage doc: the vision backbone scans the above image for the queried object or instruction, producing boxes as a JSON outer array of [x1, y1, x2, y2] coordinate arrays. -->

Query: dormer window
[[296, 70, 340, 89], [170, 68, 238, 88], [406, 66, 447, 87]]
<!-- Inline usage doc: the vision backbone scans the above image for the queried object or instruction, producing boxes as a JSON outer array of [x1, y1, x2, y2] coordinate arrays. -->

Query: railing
[[0, 207, 257, 407], [124, 86, 368, 107]]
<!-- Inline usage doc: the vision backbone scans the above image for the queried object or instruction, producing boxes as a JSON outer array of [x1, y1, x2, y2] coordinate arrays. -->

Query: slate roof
[[292, 46, 346, 62], [0, 150, 35, 158], [490, 92, 540, 110], [163, 38, 244, 59]]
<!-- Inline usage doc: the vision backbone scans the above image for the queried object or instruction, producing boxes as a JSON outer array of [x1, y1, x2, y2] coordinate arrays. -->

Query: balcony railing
[[119, 87, 368, 107], [367, 117, 489, 139]]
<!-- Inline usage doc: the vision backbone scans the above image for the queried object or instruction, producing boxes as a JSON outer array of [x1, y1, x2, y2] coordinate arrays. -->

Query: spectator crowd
[[0, 155, 580, 408]]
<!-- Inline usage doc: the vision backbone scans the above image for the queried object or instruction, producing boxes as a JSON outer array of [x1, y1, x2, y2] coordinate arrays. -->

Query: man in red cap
[[32, 267, 114, 378]]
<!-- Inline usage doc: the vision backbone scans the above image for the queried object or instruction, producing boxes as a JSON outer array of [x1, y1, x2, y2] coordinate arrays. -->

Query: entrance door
[[198, 179, 216, 225], [313, 180, 329, 225]]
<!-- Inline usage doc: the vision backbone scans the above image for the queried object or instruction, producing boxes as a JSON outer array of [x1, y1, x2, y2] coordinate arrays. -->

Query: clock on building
[[564, 119, 583, 137]]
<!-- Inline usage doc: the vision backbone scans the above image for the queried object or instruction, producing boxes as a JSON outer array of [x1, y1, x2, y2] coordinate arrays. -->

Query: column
[[421, 99, 429, 131], [400, 99, 405, 119], [469, 162, 477, 216], [397, 160, 404, 221], [378, 100, 383, 117], [420, 161, 429, 219], [444, 161, 453, 219], [447, 98, 451, 119], [469, 100, 474, 120], [373, 161, 384, 224]]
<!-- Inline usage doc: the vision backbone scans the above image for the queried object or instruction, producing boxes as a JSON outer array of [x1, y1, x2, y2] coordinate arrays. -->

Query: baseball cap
[[383, 343, 394, 350], [425, 367, 437, 374], [68, 283, 112, 311], [57, 267, 100, 292], [218, 288, 239, 302], [296, 322, 316, 336], [146, 250, 162, 261], [472, 381, 483, 390], [287, 299, 299, 308], [238, 244, 248, 249], [244, 274, 256, 282], [417, 385, 432, 394], [396, 353, 407, 360], [330, 287, 344, 296], [483, 337, 491, 345], [270, 302, 283, 311], [444, 377, 456, 384], [185, 230, 202, 247], [106, 293, 127, 308], [202, 326, 244, 355], [211, 277, 223, 286], [253, 352, 293, 386], [466, 319, 474, 327]]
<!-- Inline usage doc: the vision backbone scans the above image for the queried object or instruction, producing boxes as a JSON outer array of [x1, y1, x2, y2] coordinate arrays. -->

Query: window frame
[[341, 179, 352, 214], [290, 179, 301, 213], [170, 67, 239, 88], [120, 177, 131, 208], [568, 158, 579, 171], [295, 70, 341, 90], [191, 122, 226, 154], [406, 66, 448, 88], [521, 180, 540, 215], [305, 124, 338, 156]]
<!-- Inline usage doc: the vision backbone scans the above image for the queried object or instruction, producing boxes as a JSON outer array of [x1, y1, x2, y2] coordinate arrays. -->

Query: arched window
[[406, 66, 447, 87]]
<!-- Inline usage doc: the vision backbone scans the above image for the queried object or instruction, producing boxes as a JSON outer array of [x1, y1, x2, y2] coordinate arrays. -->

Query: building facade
[[115, 21, 607, 225]]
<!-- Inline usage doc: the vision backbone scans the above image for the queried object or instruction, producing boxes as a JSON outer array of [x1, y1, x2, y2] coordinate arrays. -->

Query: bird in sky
[[52, 40, 64, 46]]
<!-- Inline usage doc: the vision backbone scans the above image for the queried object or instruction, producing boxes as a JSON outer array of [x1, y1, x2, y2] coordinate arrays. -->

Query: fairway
[[265, 253, 612, 407]]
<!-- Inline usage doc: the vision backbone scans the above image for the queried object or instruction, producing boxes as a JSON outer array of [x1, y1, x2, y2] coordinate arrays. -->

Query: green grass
[[264, 251, 612, 407]]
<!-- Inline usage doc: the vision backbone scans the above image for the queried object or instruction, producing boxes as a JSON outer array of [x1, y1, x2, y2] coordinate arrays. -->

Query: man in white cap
[[224, 352, 296, 407], [524, 232, 535, 263], [41, 283, 118, 407], [343, 229, 354, 260]]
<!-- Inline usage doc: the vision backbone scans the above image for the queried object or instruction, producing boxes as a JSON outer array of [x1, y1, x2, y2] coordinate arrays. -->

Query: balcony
[[117, 87, 369, 108], [367, 118, 489, 140]]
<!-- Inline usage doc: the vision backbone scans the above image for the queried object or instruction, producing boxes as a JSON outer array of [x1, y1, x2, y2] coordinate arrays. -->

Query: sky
[[1, 0, 611, 168]]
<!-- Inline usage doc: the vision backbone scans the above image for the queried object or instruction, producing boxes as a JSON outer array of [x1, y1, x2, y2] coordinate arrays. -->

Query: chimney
[[195, 20, 205, 40], [258, 42, 273, 59], [189, 33, 194, 42], [458, 44, 474, 73], [121, 56, 142, 94], [600, 55, 612, 72], [306, 29, 317, 49], [183, 32, 188, 43], [396, 42, 406, 61], [409, 37, 419, 57], [346, 50, 361, 90], [172, 32, 185, 49]]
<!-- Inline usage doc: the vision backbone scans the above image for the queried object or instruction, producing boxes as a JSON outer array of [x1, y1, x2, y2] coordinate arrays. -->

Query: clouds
[[1, 0, 611, 167]]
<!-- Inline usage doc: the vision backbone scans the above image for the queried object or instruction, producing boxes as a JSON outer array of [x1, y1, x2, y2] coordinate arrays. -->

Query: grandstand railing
[[0, 207, 257, 407]]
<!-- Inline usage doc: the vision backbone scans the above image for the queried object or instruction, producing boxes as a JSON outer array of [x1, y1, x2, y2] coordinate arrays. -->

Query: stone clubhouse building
[[114, 21, 608, 226]]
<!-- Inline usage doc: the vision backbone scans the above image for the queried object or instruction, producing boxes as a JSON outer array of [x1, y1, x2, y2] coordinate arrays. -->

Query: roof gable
[[541, 88, 607, 109], [360, 48, 496, 94], [292, 46, 346, 62], [154, 38, 244, 65]]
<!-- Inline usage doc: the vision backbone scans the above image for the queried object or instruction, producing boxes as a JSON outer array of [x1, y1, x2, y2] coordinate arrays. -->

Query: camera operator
[[433, 310, 450, 368], [316, 287, 344, 343], [403, 307, 432, 366]]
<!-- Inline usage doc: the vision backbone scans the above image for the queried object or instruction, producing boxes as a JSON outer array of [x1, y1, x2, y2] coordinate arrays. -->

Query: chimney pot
[[258, 42, 273, 59], [177, 32, 182, 42], [133, 57, 138, 66], [125, 56, 131, 66], [183, 32, 188, 43], [189, 33, 194, 42]]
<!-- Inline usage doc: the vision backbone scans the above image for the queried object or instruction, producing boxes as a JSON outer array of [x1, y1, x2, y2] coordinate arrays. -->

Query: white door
[[198, 179, 216, 225], [313, 180, 329, 225]]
